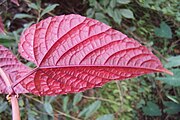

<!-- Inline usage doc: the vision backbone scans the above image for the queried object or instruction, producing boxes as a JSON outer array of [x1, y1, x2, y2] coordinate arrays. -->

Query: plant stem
[[11, 96, 20, 120], [0, 68, 21, 120], [0, 68, 12, 88]]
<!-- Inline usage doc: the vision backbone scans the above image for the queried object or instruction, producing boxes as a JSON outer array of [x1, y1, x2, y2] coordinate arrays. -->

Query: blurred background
[[0, 0, 180, 119]]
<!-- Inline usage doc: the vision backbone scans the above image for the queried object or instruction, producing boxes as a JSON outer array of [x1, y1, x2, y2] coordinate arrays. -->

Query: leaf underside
[[10, 0, 19, 6], [0, 45, 30, 94], [11, 14, 171, 95], [0, 17, 5, 34]]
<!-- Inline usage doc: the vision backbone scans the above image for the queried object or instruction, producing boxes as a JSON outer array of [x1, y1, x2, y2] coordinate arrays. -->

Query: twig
[[83, 95, 120, 105], [24, 0, 56, 19], [116, 81, 124, 113], [55, 110, 81, 120]]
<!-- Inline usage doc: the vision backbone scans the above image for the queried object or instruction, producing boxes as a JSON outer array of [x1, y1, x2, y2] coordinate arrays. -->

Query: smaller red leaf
[[0, 45, 30, 94], [11, 0, 19, 6], [0, 17, 5, 34]]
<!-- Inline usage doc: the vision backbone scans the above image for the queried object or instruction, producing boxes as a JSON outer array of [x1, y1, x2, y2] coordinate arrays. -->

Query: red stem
[[11, 96, 20, 120], [0, 68, 21, 120]]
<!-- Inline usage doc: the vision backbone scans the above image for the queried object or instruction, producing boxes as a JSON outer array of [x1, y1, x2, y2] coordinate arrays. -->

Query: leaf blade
[[142, 101, 162, 116], [154, 22, 172, 39], [78, 100, 101, 119], [119, 9, 134, 19], [14, 13, 35, 19], [117, 0, 131, 4], [157, 69, 180, 86], [0, 45, 30, 94], [18, 14, 171, 95]]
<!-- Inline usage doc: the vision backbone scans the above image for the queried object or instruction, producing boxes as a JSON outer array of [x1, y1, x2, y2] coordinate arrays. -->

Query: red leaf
[[11, 0, 19, 6], [0, 45, 30, 94], [0, 17, 5, 34], [17, 14, 172, 95]]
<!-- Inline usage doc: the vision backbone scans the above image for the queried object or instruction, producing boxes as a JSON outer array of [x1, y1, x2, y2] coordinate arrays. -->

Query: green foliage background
[[0, 0, 180, 119]]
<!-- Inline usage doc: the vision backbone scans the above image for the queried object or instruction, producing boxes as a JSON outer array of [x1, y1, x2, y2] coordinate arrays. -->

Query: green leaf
[[86, 8, 95, 18], [119, 9, 134, 19], [95, 13, 106, 20], [45, 96, 56, 103], [0, 32, 16, 46], [96, 114, 114, 120], [113, 9, 122, 24], [44, 102, 53, 115], [28, 109, 37, 120], [49, 96, 56, 103], [23, 21, 35, 29], [14, 14, 35, 19], [106, 8, 122, 24], [165, 55, 180, 68], [117, 0, 131, 4], [99, 0, 110, 7], [157, 69, 180, 87], [163, 101, 180, 115], [89, 0, 97, 7], [95, 13, 109, 25], [40, 4, 59, 17], [136, 99, 145, 109], [73, 93, 83, 106], [166, 94, 179, 104], [110, 0, 117, 8], [0, 33, 15, 40], [28, 3, 39, 10], [63, 96, 69, 113], [0, 39, 15, 46], [142, 101, 162, 116], [19, 99, 24, 107], [106, 7, 114, 18], [36, 0, 41, 9], [154, 22, 172, 39], [78, 101, 101, 119], [0, 102, 8, 113]]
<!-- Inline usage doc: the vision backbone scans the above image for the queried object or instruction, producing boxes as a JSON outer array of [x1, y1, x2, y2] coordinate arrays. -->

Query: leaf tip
[[161, 68, 173, 76]]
